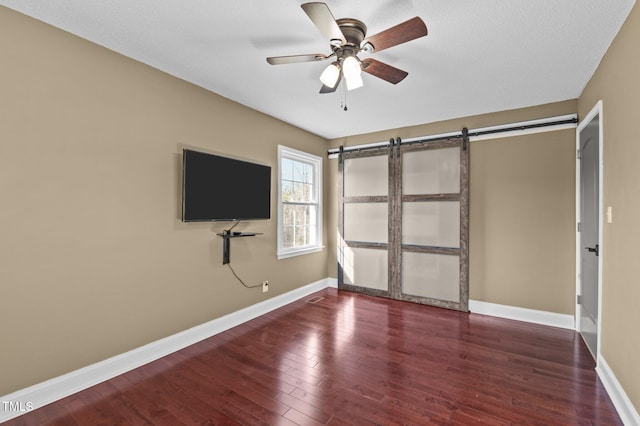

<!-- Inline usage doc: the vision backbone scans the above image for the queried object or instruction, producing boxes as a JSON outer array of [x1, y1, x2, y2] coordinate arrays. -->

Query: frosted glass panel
[[344, 156, 388, 197], [402, 252, 460, 302], [403, 202, 460, 248], [344, 203, 388, 243], [343, 247, 388, 291], [403, 148, 460, 194]]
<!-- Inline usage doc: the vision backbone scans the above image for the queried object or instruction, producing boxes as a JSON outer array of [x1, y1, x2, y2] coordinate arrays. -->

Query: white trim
[[401, 130, 464, 144], [328, 140, 398, 159], [575, 100, 604, 361], [468, 121, 576, 142], [277, 145, 323, 259], [328, 114, 578, 158], [596, 356, 640, 426], [469, 300, 575, 330], [0, 278, 334, 423], [277, 245, 324, 260], [467, 113, 577, 142]]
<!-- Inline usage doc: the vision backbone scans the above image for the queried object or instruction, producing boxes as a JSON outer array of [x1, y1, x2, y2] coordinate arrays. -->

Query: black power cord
[[222, 221, 264, 289], [226, 263, 263, 289]]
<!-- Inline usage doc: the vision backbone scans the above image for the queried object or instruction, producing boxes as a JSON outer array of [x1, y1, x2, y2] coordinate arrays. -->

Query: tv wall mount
[[216, 223, 262, 265]]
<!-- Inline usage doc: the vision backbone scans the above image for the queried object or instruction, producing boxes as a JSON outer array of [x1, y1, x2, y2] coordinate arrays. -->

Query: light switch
[[606, 206, 613, 223]]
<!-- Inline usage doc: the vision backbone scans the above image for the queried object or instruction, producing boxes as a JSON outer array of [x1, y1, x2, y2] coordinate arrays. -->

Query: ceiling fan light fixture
[[342, 55, 363, 90], [320, 62, 341, 88], [345, 72, 363, 91]]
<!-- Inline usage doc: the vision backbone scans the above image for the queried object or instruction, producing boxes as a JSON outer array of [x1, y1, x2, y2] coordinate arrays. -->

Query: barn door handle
[[585, 244, 599, 256]]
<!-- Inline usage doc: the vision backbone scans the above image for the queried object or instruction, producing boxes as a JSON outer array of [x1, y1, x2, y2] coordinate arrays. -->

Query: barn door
[[338, 136, 469, 311], [338, 146, 392, 297], [395, 139, 469, 310]]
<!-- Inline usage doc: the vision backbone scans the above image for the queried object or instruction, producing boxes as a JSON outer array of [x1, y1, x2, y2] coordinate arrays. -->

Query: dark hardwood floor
[[7, 288, 621, 425]]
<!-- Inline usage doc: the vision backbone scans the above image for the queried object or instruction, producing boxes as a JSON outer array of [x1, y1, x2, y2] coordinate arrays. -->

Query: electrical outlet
[[262, 280, 269, 293]]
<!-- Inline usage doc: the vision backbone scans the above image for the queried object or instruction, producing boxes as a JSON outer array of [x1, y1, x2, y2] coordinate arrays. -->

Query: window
[[277, 145, 323, 259]]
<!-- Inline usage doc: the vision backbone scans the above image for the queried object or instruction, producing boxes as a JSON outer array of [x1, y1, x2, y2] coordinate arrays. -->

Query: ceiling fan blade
[[266, 54, 328, 65], [361, 58, 408, 84], [301, 2, 347, 45], [362, 17, 427, 53]]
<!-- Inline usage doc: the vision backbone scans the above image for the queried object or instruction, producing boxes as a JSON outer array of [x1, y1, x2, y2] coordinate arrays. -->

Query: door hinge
[[577, 222, 581, 232], [577, 294, 582, 305], [577, 149, 581, 159]]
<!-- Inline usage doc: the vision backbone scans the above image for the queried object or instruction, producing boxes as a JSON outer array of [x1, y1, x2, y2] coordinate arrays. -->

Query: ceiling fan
[[266, 2, 428, 94]]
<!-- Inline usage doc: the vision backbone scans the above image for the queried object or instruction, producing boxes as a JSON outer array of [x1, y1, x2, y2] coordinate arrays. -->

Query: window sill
[[277, 245, 324, 260]]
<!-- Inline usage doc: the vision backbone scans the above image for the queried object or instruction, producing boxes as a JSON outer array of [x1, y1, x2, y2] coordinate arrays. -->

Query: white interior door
[[577, 104, 601, 359]]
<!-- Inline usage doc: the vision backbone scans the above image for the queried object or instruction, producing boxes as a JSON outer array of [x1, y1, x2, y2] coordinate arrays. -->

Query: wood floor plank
[[283, 408, 326, 426], [4, 288, 622, 425], [275, 392, 332, 424]]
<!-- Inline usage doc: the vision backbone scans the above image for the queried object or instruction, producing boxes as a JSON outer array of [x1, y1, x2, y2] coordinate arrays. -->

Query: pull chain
[[341, 81, 348, 111]]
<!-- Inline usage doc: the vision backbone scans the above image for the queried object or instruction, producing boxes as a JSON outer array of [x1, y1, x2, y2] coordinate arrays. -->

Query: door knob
[[585, 244, 599, 256]]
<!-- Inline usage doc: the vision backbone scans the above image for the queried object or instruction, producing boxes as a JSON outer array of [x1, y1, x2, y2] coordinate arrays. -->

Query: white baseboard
[[469, 299, 575, 330], [596, 355, 640, 426], [0, 278, 334, 423]]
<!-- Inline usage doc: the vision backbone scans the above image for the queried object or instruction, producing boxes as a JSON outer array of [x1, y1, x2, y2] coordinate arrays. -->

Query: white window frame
[[277, 145, 323, 259]]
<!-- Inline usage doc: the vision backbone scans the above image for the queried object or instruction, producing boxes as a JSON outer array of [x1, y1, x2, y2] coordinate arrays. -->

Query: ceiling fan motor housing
[[335, 18, 367, 49]]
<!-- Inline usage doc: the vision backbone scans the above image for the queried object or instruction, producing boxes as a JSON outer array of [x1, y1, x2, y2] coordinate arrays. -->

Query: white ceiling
[[1, 0, 635, 139]]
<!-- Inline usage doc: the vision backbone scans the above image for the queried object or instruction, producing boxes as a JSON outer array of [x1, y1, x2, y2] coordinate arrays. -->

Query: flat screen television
[[182, 149, 271, 222]]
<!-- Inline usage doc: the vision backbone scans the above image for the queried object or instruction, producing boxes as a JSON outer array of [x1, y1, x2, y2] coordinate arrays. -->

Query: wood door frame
[[575, 100, 604, 359]]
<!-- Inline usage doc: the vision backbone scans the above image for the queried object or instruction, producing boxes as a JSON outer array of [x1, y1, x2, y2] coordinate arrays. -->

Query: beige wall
[[469, 129, 575, 313], [328, 101, 577, 315], [4, 0, 637, 416], [0, 7, 328, 395], [578, 1, 640, 412]]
